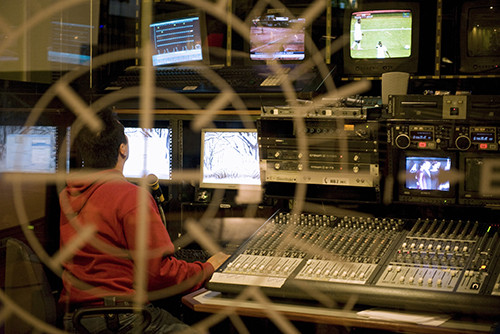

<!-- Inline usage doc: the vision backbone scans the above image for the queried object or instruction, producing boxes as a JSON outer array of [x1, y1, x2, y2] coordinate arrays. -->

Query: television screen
[[200, 129, 260, 189], [0, 126, 58, 173], [343, 3, 419, 76], [249, 14, 306, 62], [404, 156, 451, 191], [459, 1, 500, 73], [122, 127, 172, 180], [149, 12, 206, 67], [348, 9, 412, 60]]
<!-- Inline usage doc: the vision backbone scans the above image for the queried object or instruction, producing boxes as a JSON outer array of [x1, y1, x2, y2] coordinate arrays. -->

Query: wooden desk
[[182, 288, 495, 334]]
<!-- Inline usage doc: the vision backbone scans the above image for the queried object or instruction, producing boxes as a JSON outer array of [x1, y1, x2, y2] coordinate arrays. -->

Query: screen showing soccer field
[[249, 14, 306, 61], [349, 9, 412, 60]]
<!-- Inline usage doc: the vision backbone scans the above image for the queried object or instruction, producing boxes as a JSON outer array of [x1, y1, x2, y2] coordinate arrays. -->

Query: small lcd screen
[[201, 129, 260, 188], [405, 156, 451, 191], [123, 127, 171, 180], [471, 131, 495, 143], [410, 130, 433, 141], [250, 14, 306, 61], [349, 9, 412, 59], [150, 16, 204, 66], [0, 126, 58, 173]]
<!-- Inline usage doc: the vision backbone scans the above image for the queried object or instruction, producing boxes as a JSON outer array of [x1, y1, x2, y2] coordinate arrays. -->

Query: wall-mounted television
[[121, 123, 172, 181], [459, 0, 500, 74], [244, 7, 312, 66], [200, 128, 261, 190], [397, 151, 457, 205], [149, 9, 209, 67], [343, 2, 420, 77], [249, 13, 306, 62]]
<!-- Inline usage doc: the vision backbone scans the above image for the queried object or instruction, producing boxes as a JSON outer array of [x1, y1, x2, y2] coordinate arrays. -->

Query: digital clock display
[[410, 131, 433, 141]]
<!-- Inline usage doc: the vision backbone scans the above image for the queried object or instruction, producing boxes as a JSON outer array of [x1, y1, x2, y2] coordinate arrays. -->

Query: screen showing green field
[[349, 10, 412, 59]]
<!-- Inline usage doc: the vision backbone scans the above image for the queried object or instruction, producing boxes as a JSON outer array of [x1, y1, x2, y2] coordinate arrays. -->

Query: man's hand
[[206, 252, 230, 270]]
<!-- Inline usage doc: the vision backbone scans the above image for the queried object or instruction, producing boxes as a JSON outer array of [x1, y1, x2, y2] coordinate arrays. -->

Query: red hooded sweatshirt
[[59, 169, 213, 306]]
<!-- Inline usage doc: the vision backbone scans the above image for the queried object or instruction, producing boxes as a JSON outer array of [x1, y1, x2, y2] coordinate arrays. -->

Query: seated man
[[59, 108, 228, 333]]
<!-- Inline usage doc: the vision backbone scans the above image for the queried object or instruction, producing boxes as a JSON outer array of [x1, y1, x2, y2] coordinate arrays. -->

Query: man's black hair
[[74, 108, 127, 169]]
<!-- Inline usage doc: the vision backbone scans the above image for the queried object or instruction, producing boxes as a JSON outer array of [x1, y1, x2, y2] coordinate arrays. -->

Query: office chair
[[2, 237, 151, 334], [3, 237, 58, 333]]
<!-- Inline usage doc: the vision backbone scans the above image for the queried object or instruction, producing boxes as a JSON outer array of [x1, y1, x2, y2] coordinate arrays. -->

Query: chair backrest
[[3, 238, 57, 334]]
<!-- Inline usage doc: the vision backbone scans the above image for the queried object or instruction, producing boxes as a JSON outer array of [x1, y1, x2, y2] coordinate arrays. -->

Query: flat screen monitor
[[149, 10, 209, 67], [200, 128, 261, 189], [398, 151, 457, 204], [343, 2, 419, 76], [249, 13, 306, 62], [122, 126, 172, 180], [459, 0, 500, 74], [459, 152, 500, 205], [0, 0, 99, 84], [0, 126, 58, 173]]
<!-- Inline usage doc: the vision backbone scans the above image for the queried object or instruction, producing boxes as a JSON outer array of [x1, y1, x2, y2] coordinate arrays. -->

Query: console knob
[[455, 135, 471, 150], [395, 134, 411, 149]]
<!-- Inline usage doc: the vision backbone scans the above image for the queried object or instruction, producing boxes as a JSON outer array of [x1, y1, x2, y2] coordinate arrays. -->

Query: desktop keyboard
[[105, 65, 297, 92], [173, 248, 212, 263]]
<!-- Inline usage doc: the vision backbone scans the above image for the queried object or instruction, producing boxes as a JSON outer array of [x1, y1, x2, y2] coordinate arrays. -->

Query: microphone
[[147, 174, 167, 227], [146, 173, 165, 205]]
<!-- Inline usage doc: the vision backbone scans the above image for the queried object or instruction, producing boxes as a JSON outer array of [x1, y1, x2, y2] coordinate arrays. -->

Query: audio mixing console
[[207, 212, 500, 316]]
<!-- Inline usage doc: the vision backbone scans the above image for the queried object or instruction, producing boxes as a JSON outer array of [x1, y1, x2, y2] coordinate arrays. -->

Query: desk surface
[[182, 288, 495, 334]]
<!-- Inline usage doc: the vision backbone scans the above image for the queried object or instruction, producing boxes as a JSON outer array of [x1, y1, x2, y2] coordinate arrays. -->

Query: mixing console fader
[[207, 212, 500, 316]]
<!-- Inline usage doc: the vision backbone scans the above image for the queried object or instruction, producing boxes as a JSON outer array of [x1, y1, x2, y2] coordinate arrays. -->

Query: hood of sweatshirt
[[59, 169, 124, 217]]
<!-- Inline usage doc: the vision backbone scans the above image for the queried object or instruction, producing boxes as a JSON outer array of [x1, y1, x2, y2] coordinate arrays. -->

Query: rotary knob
[[455, 135, 471, 150], [395, 134, 411, 149]]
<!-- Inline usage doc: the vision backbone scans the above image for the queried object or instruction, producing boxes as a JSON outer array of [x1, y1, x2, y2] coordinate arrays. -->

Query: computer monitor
[[0, 0, 100, 84], [249, 13, 306, 62], [0, 125, 59, 173], [122, 126, 172, 181], [200, 128, 261, 189], [243, 6, 313, 66], [343, 2, 420, 76], [149, 10, 209, 67], [459, 0, 500, 74]]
